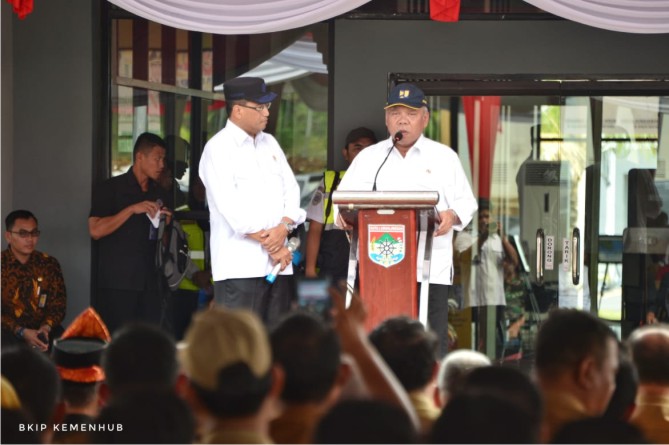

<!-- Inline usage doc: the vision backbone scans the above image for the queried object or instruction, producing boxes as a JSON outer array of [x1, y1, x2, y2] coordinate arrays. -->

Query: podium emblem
[[369, 224, 405, 268]]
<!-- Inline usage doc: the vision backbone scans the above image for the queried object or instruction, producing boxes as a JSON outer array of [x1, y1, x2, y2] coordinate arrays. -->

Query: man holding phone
[[89, 132, 171, 334]]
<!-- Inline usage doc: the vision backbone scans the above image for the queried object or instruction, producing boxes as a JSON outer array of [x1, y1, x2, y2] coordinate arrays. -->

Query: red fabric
[[6, 0, 33, 19], [656, 264, 669, 281], [463, 96, 501, 199], [430, 0, 461, 22]]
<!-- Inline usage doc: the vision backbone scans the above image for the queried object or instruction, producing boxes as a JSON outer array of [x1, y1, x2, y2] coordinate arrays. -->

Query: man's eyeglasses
[[9, 230, 41, 239], [237, 102, 272, 112]]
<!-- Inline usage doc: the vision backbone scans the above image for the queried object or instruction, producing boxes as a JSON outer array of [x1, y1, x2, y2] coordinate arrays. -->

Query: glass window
[[109, 14, 329, 213], [408, 77, 668, 358]]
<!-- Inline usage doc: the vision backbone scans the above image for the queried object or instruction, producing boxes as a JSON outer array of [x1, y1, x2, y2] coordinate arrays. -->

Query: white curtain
[[523, 0, 669, 34], [107, 0, 371, 34]]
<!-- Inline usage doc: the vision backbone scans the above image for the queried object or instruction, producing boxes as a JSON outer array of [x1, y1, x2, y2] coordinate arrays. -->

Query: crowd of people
[[2, 77, 669, 443], [2, 291, 668, 444]]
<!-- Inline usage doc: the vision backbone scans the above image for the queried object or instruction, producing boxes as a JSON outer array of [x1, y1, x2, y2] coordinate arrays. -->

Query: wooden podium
[[332, 191, 440, 331]]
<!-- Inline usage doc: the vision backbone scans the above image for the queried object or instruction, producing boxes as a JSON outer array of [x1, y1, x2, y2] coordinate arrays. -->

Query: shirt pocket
[[257, 154, 284, 188]]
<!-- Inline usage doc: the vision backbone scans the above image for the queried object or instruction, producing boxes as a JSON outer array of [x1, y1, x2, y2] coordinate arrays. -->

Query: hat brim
[[384, 103, 427, 111], [248, 91, 278, 104]]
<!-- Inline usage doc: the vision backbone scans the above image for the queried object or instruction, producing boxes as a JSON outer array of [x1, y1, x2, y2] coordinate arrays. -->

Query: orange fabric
[[56, 365, 105, 383], [61, 307, 111, 342]]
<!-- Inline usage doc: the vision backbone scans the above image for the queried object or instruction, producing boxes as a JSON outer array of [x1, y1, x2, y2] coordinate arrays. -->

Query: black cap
[[385, 83, 428, 110], [51, 307, 110, 383], [345, 127, 378, 146], [223, 77, 277, 104], [53, 338, 107, 369]]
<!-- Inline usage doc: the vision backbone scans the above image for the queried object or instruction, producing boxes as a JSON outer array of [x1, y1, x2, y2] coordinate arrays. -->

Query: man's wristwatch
[[281, 221, 296, 233]]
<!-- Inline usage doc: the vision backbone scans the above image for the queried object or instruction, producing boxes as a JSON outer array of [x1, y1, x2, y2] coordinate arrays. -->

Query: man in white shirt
[[335, 83, 477, 356], [199, 76, 306, 326]]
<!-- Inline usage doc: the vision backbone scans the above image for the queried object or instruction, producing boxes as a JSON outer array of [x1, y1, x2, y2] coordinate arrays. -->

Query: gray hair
[[437, 349, 492, 401]]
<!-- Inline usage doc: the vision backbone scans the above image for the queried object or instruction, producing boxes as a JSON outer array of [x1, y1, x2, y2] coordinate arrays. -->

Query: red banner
[[463, 96, 501, 199], [6, 0, 33, 19], [430, 0, 461, 22]]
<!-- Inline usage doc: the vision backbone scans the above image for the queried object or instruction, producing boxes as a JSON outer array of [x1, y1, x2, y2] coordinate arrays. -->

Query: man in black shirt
[[89, 132, 171, 334]]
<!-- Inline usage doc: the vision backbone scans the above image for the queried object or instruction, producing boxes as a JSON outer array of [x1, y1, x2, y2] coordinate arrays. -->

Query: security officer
[[172, 217, 212, 340], [304, 127, 377, 283]]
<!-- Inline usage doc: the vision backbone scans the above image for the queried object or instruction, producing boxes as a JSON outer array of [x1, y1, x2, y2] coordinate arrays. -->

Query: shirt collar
[[3, 248, 37, 265], [124, 166, 159, 192], [226, 119, 266, 147], [390, 134, 425, 156]]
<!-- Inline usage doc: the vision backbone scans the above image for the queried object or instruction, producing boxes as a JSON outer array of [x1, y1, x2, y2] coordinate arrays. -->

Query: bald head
[[628, 324, 669, 386]]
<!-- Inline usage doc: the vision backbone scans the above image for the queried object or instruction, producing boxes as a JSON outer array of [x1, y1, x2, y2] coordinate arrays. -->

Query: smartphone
[[296, 277, 332, 321]]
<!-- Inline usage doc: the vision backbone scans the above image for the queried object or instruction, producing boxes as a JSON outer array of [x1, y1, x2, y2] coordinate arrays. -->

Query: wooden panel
[[358, 209, 418, 331]]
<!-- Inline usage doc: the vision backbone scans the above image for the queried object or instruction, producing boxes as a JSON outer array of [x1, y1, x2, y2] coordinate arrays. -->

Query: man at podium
[[334, 83, 477, 356]]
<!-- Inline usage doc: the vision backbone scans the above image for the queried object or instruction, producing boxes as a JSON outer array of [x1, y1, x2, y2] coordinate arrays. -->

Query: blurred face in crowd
[[343, 137, 375, 164], [588, 337, 619, 415]]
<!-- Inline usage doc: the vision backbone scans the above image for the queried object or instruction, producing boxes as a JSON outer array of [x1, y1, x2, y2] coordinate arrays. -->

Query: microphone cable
[[372, 131, 403, 191]]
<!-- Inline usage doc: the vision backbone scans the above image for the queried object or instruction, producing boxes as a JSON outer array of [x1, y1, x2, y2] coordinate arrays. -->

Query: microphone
[[372, 131, 403, 191], [266, 237, 301, 283]]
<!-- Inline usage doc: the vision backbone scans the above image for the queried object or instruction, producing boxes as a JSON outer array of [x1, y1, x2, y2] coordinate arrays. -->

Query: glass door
[[410, 79, 668, 361]]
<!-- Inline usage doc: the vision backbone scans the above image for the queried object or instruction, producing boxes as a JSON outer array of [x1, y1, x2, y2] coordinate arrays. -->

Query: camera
[[296, 277, 332, 321], [487, 221, 498, 233]]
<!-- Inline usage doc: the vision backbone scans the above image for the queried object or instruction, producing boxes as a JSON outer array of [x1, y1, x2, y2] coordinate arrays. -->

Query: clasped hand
[[257, 225, 291, 271], [260, 225, 288, 254]]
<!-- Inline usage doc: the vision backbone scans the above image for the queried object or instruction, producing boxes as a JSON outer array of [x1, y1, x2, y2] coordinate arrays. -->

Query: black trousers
[[214, 275, 295, 328], [418, 283, 451, 359], [94, 288, 163, 336], [172, 288, 200, 341]]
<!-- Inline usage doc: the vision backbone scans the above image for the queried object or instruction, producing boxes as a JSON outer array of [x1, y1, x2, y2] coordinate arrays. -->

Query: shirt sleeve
[[305, 179, 326, 223], [89, 180, 114, 218], [277, 147, 306, 226], [43, 255, 66, 328], [440, 150, 478, 231]]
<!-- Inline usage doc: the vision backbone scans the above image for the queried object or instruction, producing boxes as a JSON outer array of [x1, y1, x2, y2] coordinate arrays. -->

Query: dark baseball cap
[[223, 77, 277, 104], [384, 83, 428, 110], [345, 127, 378, 146]]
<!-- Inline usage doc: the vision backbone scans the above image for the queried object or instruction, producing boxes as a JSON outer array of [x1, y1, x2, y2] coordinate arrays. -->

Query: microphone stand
[[372, 131, 403, 191]]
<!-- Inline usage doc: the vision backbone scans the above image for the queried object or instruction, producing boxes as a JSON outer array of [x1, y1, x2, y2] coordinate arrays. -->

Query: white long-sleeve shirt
[[469, 234, 506, 307], [334, 135, 477, 285], [199, 120, 306, 281]]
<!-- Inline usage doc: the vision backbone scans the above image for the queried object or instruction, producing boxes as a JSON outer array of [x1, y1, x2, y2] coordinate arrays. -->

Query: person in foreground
[[534, 309, 619, 442]]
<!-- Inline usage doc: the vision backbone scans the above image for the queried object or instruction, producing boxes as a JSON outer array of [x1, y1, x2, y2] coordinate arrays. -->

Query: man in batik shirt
[[2, 209, 66, 351]]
